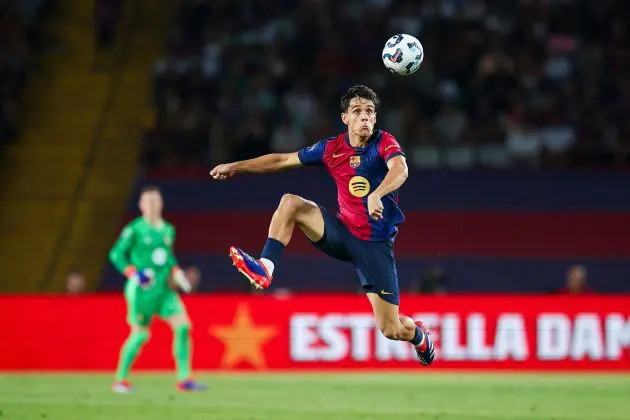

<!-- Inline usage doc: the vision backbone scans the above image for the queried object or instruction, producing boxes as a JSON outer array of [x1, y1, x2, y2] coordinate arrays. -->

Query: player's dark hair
[[341, 85, 380, 111], [140, 185, 162, 195]]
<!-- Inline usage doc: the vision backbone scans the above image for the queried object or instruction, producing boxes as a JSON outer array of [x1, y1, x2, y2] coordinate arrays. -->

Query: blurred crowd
[[143, 0, 630, 170], [0, 0, 48, 150]]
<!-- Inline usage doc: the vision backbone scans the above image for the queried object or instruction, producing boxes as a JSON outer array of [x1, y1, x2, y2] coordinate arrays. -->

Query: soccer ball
[[381, 34, 424, 76]]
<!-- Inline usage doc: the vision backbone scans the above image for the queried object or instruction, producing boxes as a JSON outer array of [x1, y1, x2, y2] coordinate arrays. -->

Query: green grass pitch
[[0, 373, 629, 420]]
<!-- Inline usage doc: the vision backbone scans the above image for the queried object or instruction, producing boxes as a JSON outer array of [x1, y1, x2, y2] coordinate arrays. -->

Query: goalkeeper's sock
[[260, 238, 285, 275], [115, 329, 150, 381], [173, 323, 192, 381]]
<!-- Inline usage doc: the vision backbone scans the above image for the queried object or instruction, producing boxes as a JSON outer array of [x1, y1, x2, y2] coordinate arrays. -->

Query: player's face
[[342, 97, 376, 138], [139, 191, 163, 218]]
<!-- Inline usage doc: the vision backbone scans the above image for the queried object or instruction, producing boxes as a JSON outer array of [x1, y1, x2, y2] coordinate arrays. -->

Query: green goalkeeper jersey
[[109, 217, 178, 294]]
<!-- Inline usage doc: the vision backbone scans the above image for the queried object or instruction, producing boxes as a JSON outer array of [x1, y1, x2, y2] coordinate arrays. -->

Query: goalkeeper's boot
[[229, 246, 272, 289], [112, 380, 132, 393], [177, 378, 207, 392], [414, 321, 435, 366]]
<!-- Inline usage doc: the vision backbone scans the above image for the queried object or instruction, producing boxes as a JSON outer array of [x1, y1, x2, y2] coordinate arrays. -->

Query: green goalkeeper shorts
[[124, 283, 187, 327]]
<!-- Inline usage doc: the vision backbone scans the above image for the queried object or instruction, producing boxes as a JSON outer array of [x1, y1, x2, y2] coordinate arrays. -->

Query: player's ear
[[341, 112, 348, 125]]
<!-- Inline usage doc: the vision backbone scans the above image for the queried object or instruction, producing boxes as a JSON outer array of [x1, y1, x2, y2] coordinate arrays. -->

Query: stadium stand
[[141, 0, 630, 170]]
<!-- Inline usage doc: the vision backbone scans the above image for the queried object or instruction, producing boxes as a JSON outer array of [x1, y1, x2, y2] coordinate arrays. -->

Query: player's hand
[[126, 267, 153, 289], [367, 193, 384, 220], [172, 267, 192, 293], [209, 163, 236, 180]]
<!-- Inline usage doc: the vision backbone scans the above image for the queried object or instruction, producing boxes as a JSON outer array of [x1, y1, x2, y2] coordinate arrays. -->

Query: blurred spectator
[[409, 266, 447, 295], [183, 266, 201, 292], [272, 288, 293, 300], [141, 0, 630, 170], [270, 115, 306, 152], [555, 265, 594, 295], [66, 270, 87, 295], [433, 102, 468, 146], [231, 114, 271, 161]]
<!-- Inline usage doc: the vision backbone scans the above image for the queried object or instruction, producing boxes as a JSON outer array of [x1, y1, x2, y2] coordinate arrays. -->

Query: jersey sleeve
[[108, 223, 136, 275], [297, 139, 329, 165], [378, 132, 405, 163]]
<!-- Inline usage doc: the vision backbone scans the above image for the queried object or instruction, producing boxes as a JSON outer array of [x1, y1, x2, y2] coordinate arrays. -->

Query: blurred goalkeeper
[[108, 185, 205, 393]]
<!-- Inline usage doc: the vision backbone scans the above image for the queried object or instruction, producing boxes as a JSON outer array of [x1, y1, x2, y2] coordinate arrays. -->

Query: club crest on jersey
[[349, 155, 361, 168], [151, 248, 167, 266]]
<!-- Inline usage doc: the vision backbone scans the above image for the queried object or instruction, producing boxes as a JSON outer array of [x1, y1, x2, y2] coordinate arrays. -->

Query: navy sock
[[410, 325, 424, 346], [260, 238, 285, 266]]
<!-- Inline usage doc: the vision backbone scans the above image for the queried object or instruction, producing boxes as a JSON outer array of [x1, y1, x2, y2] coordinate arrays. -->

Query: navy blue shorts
[[310, 206, 400, 305]]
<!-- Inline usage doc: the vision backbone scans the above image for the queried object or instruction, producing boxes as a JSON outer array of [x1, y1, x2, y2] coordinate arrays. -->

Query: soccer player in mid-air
[[109, 186, 206, 392], [210, 85, 435, 366]]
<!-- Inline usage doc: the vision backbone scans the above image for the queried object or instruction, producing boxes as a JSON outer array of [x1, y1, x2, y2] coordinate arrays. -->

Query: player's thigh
[[124, 287, 155, 328], [159, 291, 190, 327], [306, 206, 353, 262], [287, 195, 325, 242], [351, 239, 400, 306]]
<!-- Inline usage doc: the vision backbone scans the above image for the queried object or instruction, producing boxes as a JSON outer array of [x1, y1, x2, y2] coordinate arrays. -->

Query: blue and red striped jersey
[[298, 129, 405, 241]]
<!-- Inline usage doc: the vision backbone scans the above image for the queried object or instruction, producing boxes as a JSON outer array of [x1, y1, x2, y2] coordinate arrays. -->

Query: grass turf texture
[[0, 373, 628, 420]]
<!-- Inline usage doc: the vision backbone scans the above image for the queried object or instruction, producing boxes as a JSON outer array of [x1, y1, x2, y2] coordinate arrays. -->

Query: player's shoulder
[[163, 220, 176, 232], [307, 134, 344, 158], [120, 218, 142, 237], [373, 129, 402, 152], [127, 217, 144, 229], [375, 129, 398, 144], [320, 133, 345, 150], [318, 134, 341, 147]]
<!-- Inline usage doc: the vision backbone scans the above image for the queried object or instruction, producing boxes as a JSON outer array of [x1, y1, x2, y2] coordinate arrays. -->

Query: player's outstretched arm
[[367, 156, 409, 219], [210, 152, 301, 180]]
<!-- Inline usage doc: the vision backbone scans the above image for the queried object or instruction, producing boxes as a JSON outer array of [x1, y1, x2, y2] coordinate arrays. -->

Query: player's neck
[[348, 133, 371, 148], [143, 216, 163, 227]]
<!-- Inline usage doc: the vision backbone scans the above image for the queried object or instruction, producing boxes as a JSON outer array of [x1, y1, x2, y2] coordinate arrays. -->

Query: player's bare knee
[[278, 193, 308, 218], [131, 327, 150, 343], [279, 193, 301, 211], [131, 325, 145, 334], [168, 315, 190, 330]]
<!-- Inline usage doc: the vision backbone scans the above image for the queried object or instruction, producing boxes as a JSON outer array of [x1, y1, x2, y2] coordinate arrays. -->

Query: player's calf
[[377, 316, 435, 366], [113, 327, 150, 391], [368, 294, 435, 366], [269, 194, 305, 244], [377, 317, 414, 341]]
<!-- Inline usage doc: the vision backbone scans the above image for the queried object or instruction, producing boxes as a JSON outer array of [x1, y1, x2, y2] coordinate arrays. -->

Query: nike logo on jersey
[[384, 145, 399, 152], [332, 152, 346, 158], [380, 289, 394, 295]]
